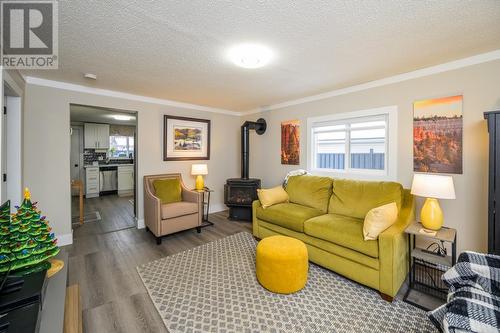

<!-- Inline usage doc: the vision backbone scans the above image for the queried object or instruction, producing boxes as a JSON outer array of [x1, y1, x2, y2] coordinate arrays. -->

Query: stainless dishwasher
[[99, 166, 118, 193]]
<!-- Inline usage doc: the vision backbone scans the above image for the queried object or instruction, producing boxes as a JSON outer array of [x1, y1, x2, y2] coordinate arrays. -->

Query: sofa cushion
[[256, 203, 323, 233], [286, 175, 332, 213], [161, 201, 198, 219], [363, 202, 398, 240], [304, 213, 379, 258], [153, 178, 182, 204], [329, 179, 403, 219], [257, 186, 289, 209]]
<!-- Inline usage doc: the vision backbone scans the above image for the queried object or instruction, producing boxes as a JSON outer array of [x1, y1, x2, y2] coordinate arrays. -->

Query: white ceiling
[[70, 104, 136, 125], [23, 1, 500, 112]]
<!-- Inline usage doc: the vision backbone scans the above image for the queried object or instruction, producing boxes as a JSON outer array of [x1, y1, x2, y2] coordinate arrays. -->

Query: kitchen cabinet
[[117, 165, 134, 196], [96, 124, 110, 149], [85, 167, 100, 198], [84, 123, 110, 149], [83, 123, 96, 149]]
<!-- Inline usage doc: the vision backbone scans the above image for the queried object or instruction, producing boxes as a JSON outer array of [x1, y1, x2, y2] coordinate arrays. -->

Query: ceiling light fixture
[[227, 43, 274, 69], [113, 115, 132, 121]]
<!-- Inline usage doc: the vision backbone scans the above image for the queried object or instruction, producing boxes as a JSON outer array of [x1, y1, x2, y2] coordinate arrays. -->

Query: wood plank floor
[[71, 194, 136, 236], [65, 198, 441, 332], [64, 209, 251, 333]]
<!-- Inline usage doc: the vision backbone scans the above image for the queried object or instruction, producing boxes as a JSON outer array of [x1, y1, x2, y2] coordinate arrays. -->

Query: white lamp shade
[[411, 174, 455, 199], [191, 164, 208, 175]]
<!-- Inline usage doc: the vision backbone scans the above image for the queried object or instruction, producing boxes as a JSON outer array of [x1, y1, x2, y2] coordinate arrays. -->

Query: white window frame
[[109, 135, 134, 159], [307, 105, 398, 181]]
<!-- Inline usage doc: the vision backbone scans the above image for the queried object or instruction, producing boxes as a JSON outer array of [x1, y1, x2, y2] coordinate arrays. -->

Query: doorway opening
[[70, 104, 138, 235], [2, 82, 22, 208]]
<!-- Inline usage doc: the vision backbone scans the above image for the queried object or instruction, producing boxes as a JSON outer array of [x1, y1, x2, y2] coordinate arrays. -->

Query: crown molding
[[24, 76, 243, 116], [241, 49, 500, 115], [23, 49, 500, 117]]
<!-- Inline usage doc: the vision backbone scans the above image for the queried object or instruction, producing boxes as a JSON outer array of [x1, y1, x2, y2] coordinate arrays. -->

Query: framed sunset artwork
[[281, 120, 300, 165], [413, 95, 463, 174], [163, 115, 211, 161]]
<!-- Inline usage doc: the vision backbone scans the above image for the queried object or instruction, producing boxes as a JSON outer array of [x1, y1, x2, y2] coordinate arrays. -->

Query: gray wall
[[246, 59, 500, 254], [23, 59, 500, 253], [23, 84, 241, 241]]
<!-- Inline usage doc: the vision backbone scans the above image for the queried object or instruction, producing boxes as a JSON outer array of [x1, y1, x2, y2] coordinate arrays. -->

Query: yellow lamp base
[[420, 197, 444, 231], [195, 175, 205, 190]]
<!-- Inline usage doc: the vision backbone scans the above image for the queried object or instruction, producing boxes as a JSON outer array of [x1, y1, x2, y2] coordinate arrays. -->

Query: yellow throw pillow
[[257, 186, 289, 209], [153, 179, 182, 204], [363, 202, 398, 241]]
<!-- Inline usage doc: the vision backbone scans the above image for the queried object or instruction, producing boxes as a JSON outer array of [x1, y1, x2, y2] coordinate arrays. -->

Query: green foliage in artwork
[[174, 127, 201, 141], [174, 127, 202, 151]]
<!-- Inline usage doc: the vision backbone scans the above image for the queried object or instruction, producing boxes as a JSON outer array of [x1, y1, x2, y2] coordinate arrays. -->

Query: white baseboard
[[57, 231, 73, 246], [209, 203, 227, 214], [136, 218, 145, 229]]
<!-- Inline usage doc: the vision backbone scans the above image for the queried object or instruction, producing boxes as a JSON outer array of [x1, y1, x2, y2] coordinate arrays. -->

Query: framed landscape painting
[[281, 120, 300, 165], [163, 115, 210, 161], [413, 95, 463, 174]]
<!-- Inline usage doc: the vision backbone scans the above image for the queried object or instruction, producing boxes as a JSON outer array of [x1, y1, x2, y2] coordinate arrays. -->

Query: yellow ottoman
[[256, 235, 308, 294]]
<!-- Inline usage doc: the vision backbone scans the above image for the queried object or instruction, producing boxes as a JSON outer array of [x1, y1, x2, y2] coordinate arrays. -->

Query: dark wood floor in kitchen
[[71, 194, 136, 235], [64, 200, 251, 333]]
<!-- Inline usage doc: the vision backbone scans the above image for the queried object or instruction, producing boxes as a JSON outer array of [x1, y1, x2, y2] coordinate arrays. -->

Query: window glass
[[311, 116, 387, 172], [315, 129, 346, 170], [109, 135, 134, 158], [350, 127, 386, 170]]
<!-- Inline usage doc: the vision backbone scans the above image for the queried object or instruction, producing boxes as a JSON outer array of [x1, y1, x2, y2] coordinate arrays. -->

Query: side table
[[194, 187, 214, 228], [403, 221, 456, 310]]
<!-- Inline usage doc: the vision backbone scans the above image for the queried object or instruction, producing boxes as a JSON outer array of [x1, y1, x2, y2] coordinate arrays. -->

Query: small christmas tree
[[0, 188, 60, 276]]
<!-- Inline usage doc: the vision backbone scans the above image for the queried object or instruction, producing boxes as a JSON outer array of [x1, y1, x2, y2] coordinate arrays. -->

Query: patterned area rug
[[137, 232, 437, 333]]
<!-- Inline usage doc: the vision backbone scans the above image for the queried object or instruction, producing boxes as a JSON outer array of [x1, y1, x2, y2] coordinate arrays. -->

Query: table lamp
[[191, 164, 208, 190], [410, 174, 455, 230]]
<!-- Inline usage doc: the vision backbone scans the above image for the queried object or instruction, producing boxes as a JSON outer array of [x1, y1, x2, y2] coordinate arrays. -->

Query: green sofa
[[252, 175, 415, 299]]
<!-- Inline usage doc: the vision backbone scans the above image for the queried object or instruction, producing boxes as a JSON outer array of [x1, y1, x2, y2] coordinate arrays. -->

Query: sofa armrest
[[144, 182, 161, 236], [252, 200, 262, 237], [378, 189, 415, 297], [181, 185, 203, 226]]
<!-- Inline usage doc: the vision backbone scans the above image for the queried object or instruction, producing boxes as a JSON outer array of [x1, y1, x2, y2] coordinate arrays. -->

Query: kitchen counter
[[84, 163, 134, 198], [84, 164, 134, 168]]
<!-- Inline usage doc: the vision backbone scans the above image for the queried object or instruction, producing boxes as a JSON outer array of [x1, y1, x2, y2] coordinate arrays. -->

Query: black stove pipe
[[241, 118, 267, 179]]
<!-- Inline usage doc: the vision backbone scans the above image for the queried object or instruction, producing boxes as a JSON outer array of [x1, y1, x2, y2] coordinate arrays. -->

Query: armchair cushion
[[153, 179, 182, 204], [161, 201, 198, 219]]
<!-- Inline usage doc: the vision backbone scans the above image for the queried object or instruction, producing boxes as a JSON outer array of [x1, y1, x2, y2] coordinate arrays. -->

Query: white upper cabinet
[[96, 124, 110, 149], [84, 123, 97, 149], [84, 123, 110, 149]]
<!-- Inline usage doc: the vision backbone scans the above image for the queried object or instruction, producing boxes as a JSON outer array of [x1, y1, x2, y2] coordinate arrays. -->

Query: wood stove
[[224, 118, 266, 221]]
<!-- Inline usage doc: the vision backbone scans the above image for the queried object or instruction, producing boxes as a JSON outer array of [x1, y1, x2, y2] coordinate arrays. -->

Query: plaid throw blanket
[[282, 169, 309, 188], [428, 251, 500, 333]]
